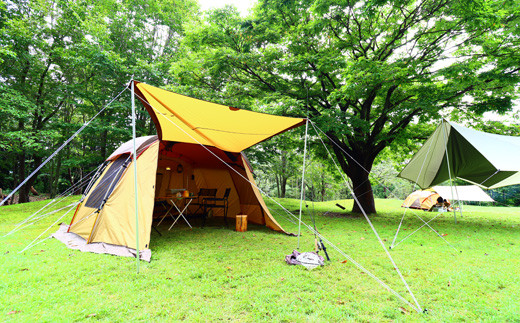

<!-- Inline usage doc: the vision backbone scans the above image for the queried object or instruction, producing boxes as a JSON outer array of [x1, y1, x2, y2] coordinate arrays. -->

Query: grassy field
[[0, 196, 519, 321]]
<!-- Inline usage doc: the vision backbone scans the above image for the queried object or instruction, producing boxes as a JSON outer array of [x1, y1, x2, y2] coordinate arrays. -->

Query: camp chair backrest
[[198, 188, 217, 197], [223, 188, 231, 198]]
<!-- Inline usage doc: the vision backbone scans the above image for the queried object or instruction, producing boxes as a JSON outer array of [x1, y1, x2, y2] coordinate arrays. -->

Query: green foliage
[[489, 185, 520, 206], [1, 197, 519, 320], [171, 0, 520, 213], [0, 0, 197, 200], [370, 161, 413, 199]]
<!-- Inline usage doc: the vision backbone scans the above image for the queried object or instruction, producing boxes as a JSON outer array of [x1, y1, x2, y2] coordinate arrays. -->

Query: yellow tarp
[[134, 82, 306, 153]]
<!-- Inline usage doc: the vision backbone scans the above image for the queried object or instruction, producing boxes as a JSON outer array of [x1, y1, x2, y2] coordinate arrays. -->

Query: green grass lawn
[[1, 197, 519, 321]]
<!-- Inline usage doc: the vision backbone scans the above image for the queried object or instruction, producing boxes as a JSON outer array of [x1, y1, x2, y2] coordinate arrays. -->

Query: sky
[[198, 0, 255, 15]]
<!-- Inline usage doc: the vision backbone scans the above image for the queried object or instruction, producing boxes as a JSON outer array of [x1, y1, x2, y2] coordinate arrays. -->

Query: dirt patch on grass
[[321, 211, 365, 218]]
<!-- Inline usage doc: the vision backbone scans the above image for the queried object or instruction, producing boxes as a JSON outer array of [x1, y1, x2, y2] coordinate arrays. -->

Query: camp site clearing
[[1, 197, 519, 321]]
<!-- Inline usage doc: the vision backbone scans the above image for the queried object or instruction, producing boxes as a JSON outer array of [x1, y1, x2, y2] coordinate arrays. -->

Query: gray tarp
[[399, 120, 520, 189]]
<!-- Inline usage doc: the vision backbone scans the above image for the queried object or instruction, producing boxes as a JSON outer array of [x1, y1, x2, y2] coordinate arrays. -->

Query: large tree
[[171, 0, 520, 213]]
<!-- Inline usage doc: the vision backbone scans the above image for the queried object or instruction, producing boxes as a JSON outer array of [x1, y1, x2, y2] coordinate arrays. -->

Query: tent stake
[[131, 80, 140, 272]]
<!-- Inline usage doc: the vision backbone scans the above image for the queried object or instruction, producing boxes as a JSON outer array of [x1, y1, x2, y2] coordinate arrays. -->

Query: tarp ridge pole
[[297, 119, 309, 250], [131, 80, 140, 271]]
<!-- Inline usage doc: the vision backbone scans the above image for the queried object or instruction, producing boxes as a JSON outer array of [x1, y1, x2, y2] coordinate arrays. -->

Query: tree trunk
[[50, 156, 62, 198], [48, 159, 56, 198], [350, 169, 376, 214], [99, 109, 108, 160], [280, 177, 287, 198], [320, 169, 326, 202], [329, 135, 377, 214], [73, 167, 83, 195], [100, 129, 108, 160], [17, 151, 29, 203], [275, 175, 280, 197]]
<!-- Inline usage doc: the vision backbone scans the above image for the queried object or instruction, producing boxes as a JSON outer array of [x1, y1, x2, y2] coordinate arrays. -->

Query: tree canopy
[[171, 0, 520, 213], [0, 0, 197, 202]]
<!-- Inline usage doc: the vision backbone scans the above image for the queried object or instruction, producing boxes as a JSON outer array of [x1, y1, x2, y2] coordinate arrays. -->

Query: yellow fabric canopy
[[134, 81, 306, 153]]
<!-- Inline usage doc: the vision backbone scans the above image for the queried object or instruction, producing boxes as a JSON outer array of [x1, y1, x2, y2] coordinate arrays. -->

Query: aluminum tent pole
[[441, 121, 457, 224], [131, 80, 140, 272], [453, 183, 463, 219], [297, 119, 309, 250]]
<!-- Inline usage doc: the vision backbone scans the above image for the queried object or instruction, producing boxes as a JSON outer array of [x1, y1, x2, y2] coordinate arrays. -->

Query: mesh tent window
[[84, 155, 130, 209]]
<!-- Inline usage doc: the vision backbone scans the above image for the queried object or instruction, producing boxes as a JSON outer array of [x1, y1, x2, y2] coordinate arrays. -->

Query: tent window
[[85, 155, 130, 209]]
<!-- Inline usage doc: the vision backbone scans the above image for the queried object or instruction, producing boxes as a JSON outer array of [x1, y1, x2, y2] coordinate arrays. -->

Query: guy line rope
[[131, 88, 423, 313]]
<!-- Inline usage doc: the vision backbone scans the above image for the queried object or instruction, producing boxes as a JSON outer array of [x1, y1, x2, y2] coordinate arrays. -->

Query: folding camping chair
[[203, 188, 231, 225], [190, 188, 217, 227]]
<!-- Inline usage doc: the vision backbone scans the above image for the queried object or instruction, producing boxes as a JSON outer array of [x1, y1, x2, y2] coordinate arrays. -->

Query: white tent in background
[[432, 185, 494, 202]]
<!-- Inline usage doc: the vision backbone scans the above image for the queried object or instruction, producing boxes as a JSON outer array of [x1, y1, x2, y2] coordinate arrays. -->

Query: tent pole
[[131, 80, 140, 272], [441, 121, 457, 224], [453, 184, 463, 218], [297, 119, 309, 250]]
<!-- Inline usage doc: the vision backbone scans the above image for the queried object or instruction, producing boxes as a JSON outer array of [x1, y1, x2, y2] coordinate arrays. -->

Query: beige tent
[[62, 82, 305, 260], [68, 136, 285, 251]]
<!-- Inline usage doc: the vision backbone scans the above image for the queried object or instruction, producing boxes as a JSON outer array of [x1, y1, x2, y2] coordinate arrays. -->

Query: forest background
[[1, 0, 520, 210]]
